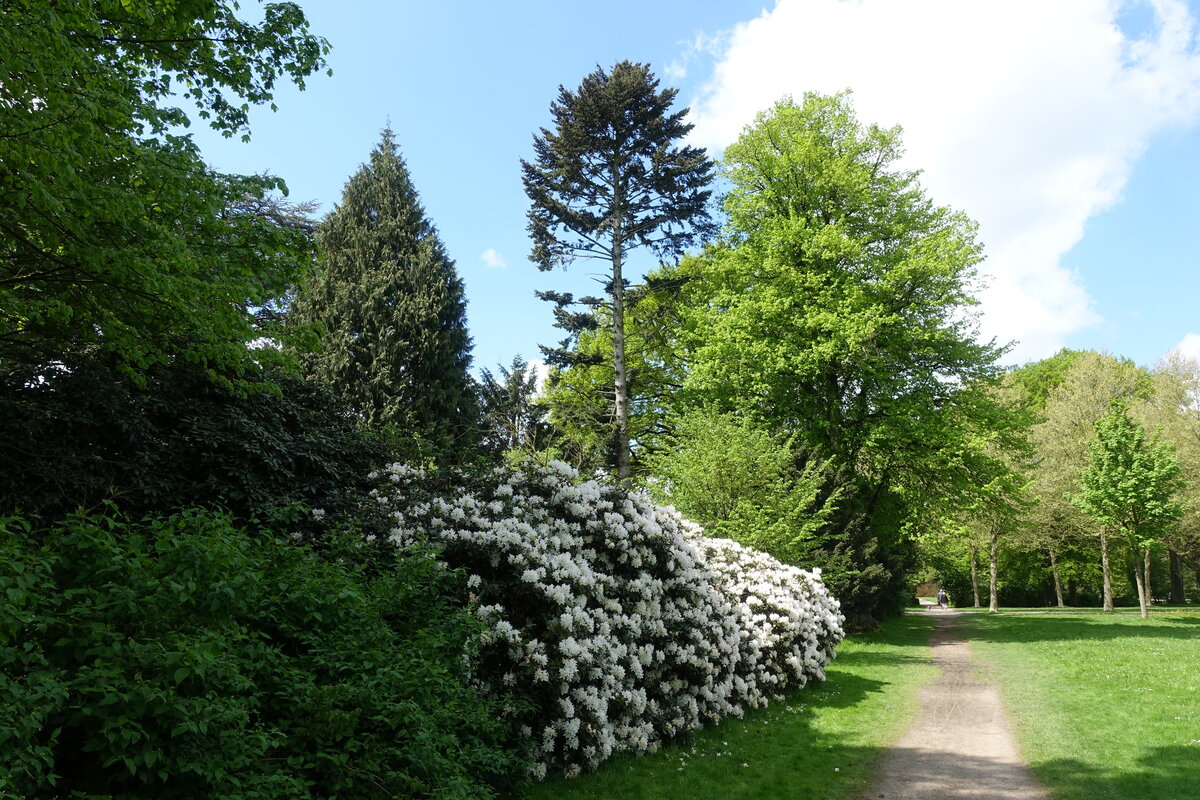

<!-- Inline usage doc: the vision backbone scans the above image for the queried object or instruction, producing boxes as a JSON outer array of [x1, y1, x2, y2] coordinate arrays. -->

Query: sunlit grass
[[952, 605, 1195, 613], [515, 613, 938, 800], [961, 611, 1200, 800]]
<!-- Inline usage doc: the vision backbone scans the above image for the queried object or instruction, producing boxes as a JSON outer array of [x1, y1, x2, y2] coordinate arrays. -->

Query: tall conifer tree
[[291, 129, 476, 460], [522, 61, 715, 480]]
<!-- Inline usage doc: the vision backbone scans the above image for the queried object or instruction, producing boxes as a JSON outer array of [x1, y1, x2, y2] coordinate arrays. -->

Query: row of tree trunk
[[969, 532, 1192, 616]]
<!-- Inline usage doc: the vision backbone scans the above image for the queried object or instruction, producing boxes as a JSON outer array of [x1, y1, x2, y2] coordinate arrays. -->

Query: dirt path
[[867, 608, 1048, 800]]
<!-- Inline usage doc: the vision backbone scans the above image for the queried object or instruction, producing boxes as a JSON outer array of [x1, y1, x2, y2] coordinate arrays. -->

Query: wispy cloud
[[663, 61, 687, 82], [481, 247, 507, 269], [666, 31, 732, 86], [688, 0, 1200, 364]]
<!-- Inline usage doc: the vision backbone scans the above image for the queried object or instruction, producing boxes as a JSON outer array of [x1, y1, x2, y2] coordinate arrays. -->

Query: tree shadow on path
[[869, 747, 1049, 800]]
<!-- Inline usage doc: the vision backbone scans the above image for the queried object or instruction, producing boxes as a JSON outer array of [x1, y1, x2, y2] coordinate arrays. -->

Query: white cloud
[[481, 247, 508, 269], [1172, 332, 1200, 362], [688, 0, 1200, 364]]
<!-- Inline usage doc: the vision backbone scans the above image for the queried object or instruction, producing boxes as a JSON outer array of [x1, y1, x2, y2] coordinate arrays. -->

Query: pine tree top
[[521, 61, 716, 272]]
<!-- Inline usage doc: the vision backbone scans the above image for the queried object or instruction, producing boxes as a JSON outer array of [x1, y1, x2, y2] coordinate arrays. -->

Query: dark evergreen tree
[[522, 61, 715, 480], [478, 356, 554, 457], [291, 129, 476, 461]]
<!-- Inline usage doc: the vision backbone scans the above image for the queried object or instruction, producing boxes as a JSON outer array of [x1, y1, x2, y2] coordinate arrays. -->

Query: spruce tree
[[522, 61, 715, 480], [291, 129, 476, 460]]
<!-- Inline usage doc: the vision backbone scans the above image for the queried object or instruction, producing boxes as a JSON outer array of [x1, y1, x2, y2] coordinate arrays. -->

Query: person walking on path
[[936, 589, 948, 610]]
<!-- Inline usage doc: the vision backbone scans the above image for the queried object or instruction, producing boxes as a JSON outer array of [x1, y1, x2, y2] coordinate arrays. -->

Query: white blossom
[[367, 459, 844, 779]]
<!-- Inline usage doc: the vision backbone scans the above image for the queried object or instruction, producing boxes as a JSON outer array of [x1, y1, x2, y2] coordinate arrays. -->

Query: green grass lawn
[[961, 611, 1200, 800], [514, 614, 938, 800], [951, 604, 1196, 613]]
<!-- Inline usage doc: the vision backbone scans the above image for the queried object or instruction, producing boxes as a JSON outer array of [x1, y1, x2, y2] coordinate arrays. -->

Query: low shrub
[[372, 461, 845, 779], [0, 507, 523, 799]]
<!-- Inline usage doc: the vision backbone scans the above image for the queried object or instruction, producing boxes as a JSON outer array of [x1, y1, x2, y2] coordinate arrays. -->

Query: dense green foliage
[[541, 279, 687, 474], [0, 357, 387, 526], [478, 356, 555, 460], [1141, 355, 1200, 593], [1071, 403, 1182, 616], [684, 93, 1005, 501], [290, 129, 477, 462], [4, 4, 541, 798], [1006, 349, 1087, 413], [923, 348, 1200, 611], [523, 61, 715, 478], [645, 411, 842, 570], [0, 509, 524, 799], [1072, 404, 1183, 546], [0, 0, 328, 379]]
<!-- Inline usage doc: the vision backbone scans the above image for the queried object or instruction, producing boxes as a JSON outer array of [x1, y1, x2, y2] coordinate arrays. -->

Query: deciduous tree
[[1144, 351, 1200, 601], [1071, 403, 1182, 618], [676, 92, 1016, 623], [0, 0, 328, 379], [644, 411, 840, 569], [1030, 350, 1149, 609]]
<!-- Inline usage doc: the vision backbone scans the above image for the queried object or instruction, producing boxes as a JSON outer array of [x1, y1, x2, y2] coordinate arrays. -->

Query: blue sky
[[192, 0, 1200, 375]]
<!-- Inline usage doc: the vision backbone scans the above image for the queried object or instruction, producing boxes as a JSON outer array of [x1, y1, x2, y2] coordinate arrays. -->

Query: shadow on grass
[[512, 674, 895, 800], [1029, 745, 1200, 800], [830, 650, 933, 668], [865, 743, 1198, 800], [514, 615, 938, 800], [956, 612, 1200, 644]]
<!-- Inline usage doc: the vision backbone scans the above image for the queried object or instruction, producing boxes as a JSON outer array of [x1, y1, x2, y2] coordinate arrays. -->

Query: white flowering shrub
[[369, 460, 844, 779]]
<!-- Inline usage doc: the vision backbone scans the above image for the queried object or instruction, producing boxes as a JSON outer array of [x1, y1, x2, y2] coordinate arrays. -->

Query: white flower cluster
[[371, 460, 844, 778]]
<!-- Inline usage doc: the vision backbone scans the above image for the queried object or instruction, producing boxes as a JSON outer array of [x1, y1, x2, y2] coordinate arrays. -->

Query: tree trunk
[[1143, 549, 1152, 607], [610, 225, 630, 481], [1100, 529, 1114, 611], [970, 546, 980, 608], [1169, 549, 1186, 604], [1049, 548, 1065, 607], [1133, 546, 1150, 619], [989, 527, 999, 613]]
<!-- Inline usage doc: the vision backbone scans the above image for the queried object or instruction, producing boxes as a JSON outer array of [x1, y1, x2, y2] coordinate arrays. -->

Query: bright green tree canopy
[[0, 0, 329, 378], [682, 92, 1008, 499], [1070, 401, 1183, 549]]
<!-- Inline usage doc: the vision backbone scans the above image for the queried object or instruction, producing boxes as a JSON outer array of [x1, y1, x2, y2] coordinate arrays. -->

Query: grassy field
[[515, 614, 938, 800], [952, 604, 1196, 613], [961, 610, 1200, 800]]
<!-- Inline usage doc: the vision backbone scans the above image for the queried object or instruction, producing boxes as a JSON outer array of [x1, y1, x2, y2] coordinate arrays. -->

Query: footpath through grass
[[517, 613, 938, 800], [961, 610, 1200, 800]]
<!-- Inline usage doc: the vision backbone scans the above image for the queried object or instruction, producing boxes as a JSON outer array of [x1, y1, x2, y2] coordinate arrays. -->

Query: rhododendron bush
[[370, 461, 844, 778]]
